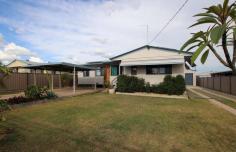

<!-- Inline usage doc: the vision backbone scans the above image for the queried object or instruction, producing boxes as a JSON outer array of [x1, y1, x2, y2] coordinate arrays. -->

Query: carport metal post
[[33, 69, 36, 85], [51, 71, 54, 91], [73, 66, 76, 94], [94, 69, 96, 90], [59, 71, 62, 89]]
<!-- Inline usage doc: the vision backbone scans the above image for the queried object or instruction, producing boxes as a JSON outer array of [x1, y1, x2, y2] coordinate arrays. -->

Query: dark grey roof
[[110, 45, 193, 60], [23, 62, 97, 72], [85, 60, 120, 66]]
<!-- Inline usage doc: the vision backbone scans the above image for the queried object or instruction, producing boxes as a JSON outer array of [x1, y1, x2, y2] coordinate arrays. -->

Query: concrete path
[[188, 87, 236, 116], [195, 86, 236, 102]]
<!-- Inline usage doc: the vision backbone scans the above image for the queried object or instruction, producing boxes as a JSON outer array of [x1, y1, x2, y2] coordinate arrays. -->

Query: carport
[[24, 62, 97, 93]]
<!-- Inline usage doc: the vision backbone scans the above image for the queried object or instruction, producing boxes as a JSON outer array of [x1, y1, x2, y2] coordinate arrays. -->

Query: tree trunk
[[232, 67, 236, 76], [222, 33, 233, 67]]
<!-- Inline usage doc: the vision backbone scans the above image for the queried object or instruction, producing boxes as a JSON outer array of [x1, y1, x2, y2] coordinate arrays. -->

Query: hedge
[[116, 75, 145, 93], [116, 75, 186, 95]]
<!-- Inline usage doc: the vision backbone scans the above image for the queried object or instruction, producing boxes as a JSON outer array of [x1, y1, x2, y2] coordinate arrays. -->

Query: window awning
[[120, 58, 184, 66]]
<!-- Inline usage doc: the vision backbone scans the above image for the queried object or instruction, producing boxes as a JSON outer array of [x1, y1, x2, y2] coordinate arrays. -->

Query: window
[[111, 66, 119, 76], [131, 66, 137, 75], [96, 68, 104, 76], [152, 67, 158, 74], [159, 67, 166, 74], [83, 71, 89, 77], [96, 69, 101, 76], [146, 65, 172, 75]]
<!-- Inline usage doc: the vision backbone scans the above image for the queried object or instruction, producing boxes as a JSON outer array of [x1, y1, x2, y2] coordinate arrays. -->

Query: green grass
[[193, 89, 236, 109], [0, 93, 236, 152]]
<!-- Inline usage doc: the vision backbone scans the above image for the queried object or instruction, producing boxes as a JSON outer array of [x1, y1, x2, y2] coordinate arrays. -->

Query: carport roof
[[23, 62, 97, 72]]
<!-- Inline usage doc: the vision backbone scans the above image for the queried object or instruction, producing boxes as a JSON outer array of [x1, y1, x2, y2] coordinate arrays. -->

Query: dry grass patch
[[0, 93, 236, 152]]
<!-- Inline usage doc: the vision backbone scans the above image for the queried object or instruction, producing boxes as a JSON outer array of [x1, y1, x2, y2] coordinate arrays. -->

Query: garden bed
[[116, 92, 188, 99]]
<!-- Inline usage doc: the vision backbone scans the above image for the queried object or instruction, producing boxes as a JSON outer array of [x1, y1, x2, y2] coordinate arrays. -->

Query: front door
[[185, 73, 193, 85]]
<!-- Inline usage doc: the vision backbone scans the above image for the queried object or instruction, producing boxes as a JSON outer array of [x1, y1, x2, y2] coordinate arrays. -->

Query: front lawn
[[0, 93, 236, 152]]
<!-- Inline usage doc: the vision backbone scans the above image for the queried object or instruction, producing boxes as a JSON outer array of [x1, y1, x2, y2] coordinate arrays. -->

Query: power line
[[148, 0, 189, 45]]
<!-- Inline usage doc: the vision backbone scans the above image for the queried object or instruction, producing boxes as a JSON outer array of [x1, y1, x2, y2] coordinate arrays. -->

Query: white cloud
[[0, 42, 43, 64], [0, 0, 234, 72], [29, 56, 44, 63]]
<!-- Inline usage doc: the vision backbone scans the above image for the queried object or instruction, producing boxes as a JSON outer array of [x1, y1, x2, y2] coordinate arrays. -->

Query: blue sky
[[0, 0, 233, 73]]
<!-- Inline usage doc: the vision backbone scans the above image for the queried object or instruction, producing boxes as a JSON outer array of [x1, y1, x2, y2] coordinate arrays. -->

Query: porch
[[121, 64, 186, 84]]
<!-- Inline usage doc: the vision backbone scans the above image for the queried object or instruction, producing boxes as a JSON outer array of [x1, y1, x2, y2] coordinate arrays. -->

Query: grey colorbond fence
[[0, 73, 72, 92], [196, 76, 236, 96]]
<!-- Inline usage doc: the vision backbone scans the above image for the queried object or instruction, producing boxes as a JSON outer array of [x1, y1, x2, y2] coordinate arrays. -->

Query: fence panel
[[0, 73, 27, 92], [213, 77, 221, 91], [200, 77, 204, 87], [197, 75, 236, 96], [207, 77, 214, 89], [203, 78, 207, 88], [0, 73, 69, 92], [231, 76, 236, 95], [53, 75, 60, 88], [36, 74, 50, 88], [220, 76, 230, 94], [27, 73, 35, 86]]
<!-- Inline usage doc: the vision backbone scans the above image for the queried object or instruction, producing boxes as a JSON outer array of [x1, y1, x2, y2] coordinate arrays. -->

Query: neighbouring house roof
[[7, 59, 41, 67], [23, 62, 96, 72], [110, 45, 193, 60], [210, 70, 233, 76]]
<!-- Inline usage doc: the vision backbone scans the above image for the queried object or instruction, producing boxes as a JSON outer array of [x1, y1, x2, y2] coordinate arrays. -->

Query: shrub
[[5, 88, 58, 105], [174, 75, 186, 95], [153, 75, 186, 95], [145, 82, 151, 93], [5, 96, 30, 105], [45, 91, 58, 99], [0, 100, 10, 112], [24, 85, 42, 99], [0, 100, 11, 121], [116, 75, 145, 93], [24, 85, 58, 100]]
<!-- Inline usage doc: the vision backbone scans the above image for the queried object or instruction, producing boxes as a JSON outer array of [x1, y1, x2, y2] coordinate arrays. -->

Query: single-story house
[[78, 45, 196, 86]]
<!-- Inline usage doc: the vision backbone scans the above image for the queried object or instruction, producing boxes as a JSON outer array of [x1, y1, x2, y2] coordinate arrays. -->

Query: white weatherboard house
[[78, 45, 196, 86]]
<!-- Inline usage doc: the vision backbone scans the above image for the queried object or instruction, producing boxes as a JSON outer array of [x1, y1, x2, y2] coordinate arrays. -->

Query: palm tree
[[181, 0, 236, 75]]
